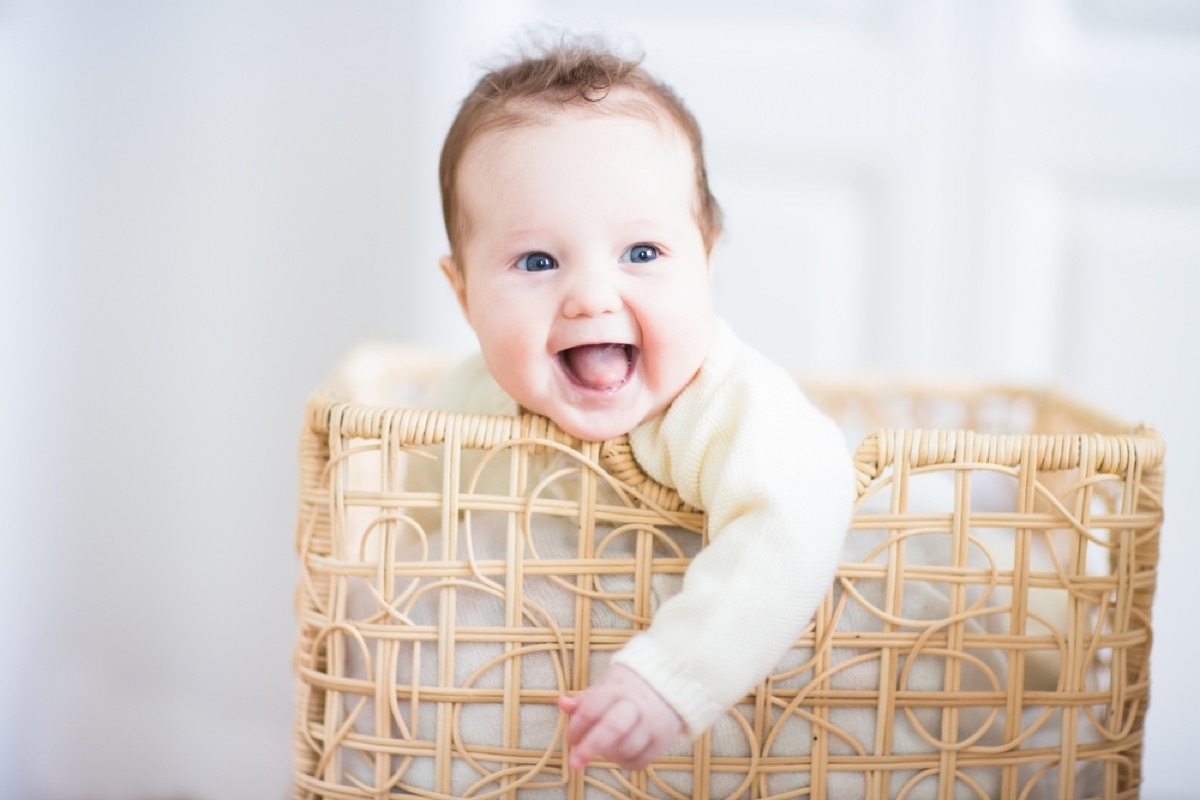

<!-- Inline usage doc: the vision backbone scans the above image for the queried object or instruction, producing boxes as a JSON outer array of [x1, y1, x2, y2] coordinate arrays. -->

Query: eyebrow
[[621, 220, 671, 232], [492, 230, 552, 252], [499, 229, 546, 242]]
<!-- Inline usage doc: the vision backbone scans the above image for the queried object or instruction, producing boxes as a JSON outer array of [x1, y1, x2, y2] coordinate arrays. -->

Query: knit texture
[[613, 320, 855, 734]]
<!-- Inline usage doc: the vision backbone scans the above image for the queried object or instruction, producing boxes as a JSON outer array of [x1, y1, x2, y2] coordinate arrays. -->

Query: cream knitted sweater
[[422, 319, 855, 736]]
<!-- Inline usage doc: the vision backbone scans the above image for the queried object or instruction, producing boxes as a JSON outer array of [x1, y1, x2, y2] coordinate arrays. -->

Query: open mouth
[[557, 343, 637, 393]]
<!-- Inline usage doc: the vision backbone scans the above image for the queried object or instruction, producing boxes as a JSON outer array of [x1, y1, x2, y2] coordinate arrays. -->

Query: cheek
[[477, 321, 518, 368], [468, 302, 513, 352], [642, 295, 713, 385], [659, 328, 708, 376], [475, 317, 545, 396]]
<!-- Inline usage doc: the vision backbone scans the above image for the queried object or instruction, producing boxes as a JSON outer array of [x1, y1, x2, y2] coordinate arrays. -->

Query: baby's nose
[[562, 268, 623, 318]]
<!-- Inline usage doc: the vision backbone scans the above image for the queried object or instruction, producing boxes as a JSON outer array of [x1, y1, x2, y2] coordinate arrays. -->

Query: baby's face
[[444, 102, 715, 442]]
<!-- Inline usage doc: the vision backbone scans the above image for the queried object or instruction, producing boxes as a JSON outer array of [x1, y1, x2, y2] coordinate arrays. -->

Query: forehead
[[456, 100, 696, 211]]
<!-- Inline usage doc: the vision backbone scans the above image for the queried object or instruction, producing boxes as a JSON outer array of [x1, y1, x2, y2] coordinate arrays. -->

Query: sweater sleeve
[[611, 329, 856, 736]]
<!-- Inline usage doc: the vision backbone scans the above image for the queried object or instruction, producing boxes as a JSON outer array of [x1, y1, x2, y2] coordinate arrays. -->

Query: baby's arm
[[600, 329, 856, 743], [556, 665, 682, 770]]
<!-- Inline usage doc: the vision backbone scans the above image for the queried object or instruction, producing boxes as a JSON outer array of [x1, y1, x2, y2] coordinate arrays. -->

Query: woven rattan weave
[[294, 349, 1163, 800]]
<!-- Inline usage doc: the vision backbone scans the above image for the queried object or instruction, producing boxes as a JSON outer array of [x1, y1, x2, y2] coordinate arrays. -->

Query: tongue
[[564, 344, 630, 390]]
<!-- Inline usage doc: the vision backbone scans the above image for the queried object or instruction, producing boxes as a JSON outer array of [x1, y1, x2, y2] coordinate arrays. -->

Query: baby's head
[[438, 41, 723, 442]]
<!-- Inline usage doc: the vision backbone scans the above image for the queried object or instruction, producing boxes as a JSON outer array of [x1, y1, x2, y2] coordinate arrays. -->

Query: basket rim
[[303, 383, 1164, 505]]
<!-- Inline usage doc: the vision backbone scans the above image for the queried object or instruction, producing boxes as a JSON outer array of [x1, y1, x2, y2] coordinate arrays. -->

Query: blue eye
[[516, 252, 557, 272], [621, 244, 659, 264]]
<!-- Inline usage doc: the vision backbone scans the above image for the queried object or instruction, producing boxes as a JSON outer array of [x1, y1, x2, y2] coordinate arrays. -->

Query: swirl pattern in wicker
[[294, 356, 1162, 800]]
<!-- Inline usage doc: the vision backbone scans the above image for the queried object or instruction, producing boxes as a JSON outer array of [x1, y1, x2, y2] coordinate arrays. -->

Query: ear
[[439, 255, 469, 317]]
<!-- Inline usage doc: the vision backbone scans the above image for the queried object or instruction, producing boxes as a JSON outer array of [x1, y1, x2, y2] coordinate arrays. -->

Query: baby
[[432, 41, 856, 772]]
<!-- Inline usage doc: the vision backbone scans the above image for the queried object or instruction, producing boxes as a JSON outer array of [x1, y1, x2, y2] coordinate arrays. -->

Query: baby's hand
[[556, 664, 683, 771]]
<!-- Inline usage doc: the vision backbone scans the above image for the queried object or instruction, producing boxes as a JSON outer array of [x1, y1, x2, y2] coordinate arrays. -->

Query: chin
[[557, 421, 627, 443], [548, 411, 640, 444]]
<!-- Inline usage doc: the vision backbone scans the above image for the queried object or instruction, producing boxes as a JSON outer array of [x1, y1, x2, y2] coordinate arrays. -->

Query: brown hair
[[438, 39, 723, 258]]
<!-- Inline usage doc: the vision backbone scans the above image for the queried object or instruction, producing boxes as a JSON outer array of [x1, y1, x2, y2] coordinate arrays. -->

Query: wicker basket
[[293, 346, 1164, 800]]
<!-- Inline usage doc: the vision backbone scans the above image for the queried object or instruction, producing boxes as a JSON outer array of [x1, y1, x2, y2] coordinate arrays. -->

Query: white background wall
[[1, 1, 1196, 798]]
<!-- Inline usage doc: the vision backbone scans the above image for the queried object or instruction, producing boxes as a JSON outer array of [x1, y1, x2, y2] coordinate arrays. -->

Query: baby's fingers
[[563, 687, 616, 747], [569, 697, 640, 770], [607, 722, 654, 770]]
